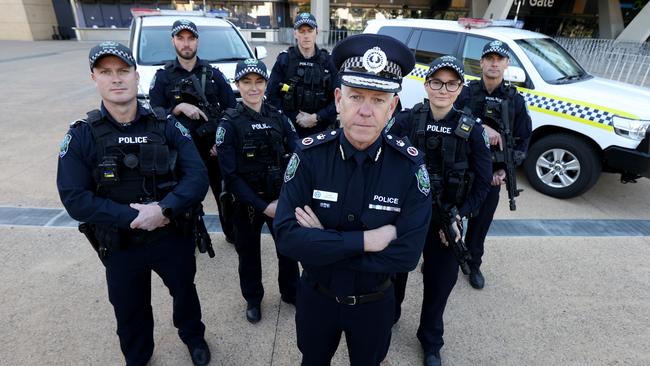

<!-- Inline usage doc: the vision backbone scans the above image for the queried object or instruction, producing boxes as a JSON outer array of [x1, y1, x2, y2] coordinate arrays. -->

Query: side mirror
[[504, 66, 526, 83], [255, 46, 268, 60]]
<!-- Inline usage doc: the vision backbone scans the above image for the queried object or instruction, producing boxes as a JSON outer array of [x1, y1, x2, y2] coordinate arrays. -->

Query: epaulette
[[163, 61, 175, 69], [297, 129, 339, 150], [85, 109, 102, 125], [69, 118, 87, 128], [383, 133, 423, 163], [222, 107, 241, 120], [150, 106, 168, 121]]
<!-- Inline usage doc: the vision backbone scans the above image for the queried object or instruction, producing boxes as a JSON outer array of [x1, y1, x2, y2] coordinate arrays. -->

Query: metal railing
[[554, 37, 650, 88]]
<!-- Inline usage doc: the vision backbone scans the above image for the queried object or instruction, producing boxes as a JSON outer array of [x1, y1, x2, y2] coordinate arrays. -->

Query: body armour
[[223, 104, 290, 199], [281, 47, 333, 113], [409, 102, 476, 206], [86, 110, 177, 204], [466, 80, 516, 132]]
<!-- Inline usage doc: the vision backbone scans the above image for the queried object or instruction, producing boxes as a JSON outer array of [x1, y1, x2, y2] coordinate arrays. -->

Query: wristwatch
[[158, 203, 173, 218]]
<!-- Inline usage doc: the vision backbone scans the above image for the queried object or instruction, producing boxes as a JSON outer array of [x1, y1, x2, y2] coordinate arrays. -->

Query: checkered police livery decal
[[406, 63, 429, 81]]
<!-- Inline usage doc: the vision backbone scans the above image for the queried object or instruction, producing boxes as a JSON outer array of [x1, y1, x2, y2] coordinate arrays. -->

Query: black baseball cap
[[425, 55, 465, 81], [88, 41, 136, 70], [171, 19, 199, 38], [234, 58, 269, 81], [481, 40, 510, 58], [294, 13, 317, 29]]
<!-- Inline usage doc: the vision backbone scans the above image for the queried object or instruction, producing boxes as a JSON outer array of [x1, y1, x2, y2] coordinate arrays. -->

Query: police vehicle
[[128, 9, 268, 101], [364, 18, 650, 198]]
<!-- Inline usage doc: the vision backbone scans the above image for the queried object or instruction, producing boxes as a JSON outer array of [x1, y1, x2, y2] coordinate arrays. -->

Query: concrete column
[[616, 3, 650, 42], [311, 0, 329, 46], [483, 0, 515, 20], [598, 0, 624, 39], [0, 0, 58, 40], [471, 0, 489, 18]]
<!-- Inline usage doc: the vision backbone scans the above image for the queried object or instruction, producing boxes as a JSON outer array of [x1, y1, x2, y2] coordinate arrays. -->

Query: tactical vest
[[409, 102, 475, 206], [224, 104, 289, 199], [86, 110, 177, 204], [467, 80, 516, 132], [281, 47, 332, 113]]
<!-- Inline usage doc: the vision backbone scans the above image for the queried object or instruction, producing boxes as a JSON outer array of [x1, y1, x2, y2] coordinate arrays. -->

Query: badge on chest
[[313, 189, 338, 202]]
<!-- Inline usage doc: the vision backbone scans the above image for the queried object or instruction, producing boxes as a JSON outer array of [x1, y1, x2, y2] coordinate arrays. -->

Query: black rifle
[[78, 223, 108, 259], [431, 176, 472, 275]]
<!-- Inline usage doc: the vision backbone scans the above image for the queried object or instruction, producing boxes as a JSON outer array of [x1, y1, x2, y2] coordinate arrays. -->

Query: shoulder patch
[[284, 153, 300, 183], [287, 117, 297, 133], [481, 128, 490, 148], [384, 117, 395, 132], [415, 164, 431, 196], [298, 129, 338, 150], [215, 126, 226, 146], [59, 133, 72, 158], [175, 121, 192, 140], [384, 134, 423, 163]]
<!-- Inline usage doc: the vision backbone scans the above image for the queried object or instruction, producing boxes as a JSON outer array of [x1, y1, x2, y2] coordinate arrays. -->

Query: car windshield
[[138, 25, 252, 65], [516, 38, 590, 84]]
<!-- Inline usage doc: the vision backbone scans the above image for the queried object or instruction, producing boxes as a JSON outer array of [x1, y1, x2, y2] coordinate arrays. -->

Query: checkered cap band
[[482, 45, 509, 58], [425, 61, 464, 80], [235, 66, 269, 81], [172, 24, 198, 37], [342, 56, 402, 78], [89, 46, 135, 69]]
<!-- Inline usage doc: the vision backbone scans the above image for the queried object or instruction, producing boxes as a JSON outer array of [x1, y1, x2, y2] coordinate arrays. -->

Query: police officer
[[149, 19, 237, 243], [456, 40, 532, 289], [216, 59, 299, 323], [56, 42, 211, 366], [274, 34, 432, 365], [266, 12, 338, 138], [390, 56, 492, 366]]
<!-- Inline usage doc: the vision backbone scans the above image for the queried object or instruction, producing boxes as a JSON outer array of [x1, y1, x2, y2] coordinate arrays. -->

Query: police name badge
[[175, 121, 192, 140], [416, 164, 431, 196], [284, 153, 300, 183], [215, 126, 226, 146], [59, 133, 72, 158], [312, 189, 338, 202]]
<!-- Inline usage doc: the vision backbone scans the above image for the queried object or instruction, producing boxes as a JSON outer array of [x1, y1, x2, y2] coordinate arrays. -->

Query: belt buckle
[[336, 295, 357, 305]]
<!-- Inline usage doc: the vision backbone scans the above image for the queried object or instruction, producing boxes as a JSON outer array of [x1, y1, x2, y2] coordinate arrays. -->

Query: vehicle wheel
[[524, 134, 601, 198]]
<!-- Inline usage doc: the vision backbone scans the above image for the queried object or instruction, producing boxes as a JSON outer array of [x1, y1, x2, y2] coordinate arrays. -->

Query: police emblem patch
[[407, 146, 419, 156], [384, 117, 395, 132], [362, 47, 388, 74], [396, 139, 405, 147], [302, 137, 314, 146], [215, 126, 226, 146], [284, 153, 300, 183], [316, 133, 325, 140], [59, 133, 72, 158], [175, 121, 192, 140], [482, 129, 490, 148], [416, 164, 431, 196]]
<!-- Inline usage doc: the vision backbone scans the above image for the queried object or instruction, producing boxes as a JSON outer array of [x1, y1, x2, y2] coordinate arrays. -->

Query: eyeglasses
[[425, 79, 462, 92]]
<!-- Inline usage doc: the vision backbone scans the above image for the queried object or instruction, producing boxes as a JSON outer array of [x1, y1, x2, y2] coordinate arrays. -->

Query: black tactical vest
[[281, 47, 332, 113], [86, 110, 177, 204], [224, 104, 290, 199], [409, 102, 475, 206], [467, 80, 516, 132]]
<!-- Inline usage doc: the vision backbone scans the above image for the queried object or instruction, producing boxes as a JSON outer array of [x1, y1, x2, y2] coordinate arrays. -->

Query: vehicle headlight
[[612, 116, 650, 141]]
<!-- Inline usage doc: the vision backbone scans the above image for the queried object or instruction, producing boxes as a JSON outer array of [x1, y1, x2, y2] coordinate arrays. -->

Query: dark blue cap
[[482, 39, 510, 58], [425, 55, 465, 80], [332, 34, 415, 93], [88, 41, 136, 70], [234, 58, 269, 81], [172, 19, 199, 38], [294, 12, 317, 29]]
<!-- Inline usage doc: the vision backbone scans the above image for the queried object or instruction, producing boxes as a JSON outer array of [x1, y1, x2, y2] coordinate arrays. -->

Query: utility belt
[[302, 270, 392, 306]]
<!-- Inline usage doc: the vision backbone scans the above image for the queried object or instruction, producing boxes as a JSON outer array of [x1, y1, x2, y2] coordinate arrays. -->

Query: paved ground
[[0, 40, 649, 366]]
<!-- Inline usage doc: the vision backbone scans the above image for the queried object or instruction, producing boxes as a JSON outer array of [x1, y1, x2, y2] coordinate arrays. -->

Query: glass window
[[414, 30, 460, 64], [138, 26, 252, 65], [407, 29, 422, 51], [377, 26, 411, 44], [516, 38, 589, 84], [462, 36, 524, 82]]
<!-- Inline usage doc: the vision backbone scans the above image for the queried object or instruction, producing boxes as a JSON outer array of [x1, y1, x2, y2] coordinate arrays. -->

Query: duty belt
[[309, 276, 392, 305]]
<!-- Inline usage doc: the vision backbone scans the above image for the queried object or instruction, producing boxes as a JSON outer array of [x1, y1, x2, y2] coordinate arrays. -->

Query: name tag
[[313, 189, 338, 202], [368, 204, 401, 213]]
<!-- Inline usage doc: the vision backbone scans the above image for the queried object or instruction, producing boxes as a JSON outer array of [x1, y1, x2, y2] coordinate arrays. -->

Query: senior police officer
[[390, 55, 492, 366], [216, 59, 299, 323], [56, 42, 211, 366], [266, 12, 338, 138], [149, 19, 237, 243], [456, 40, 532, 289], [274, 34, 432, 365]]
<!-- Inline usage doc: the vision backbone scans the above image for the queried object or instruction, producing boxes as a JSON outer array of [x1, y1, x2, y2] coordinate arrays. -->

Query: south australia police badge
[[215, 126, 226, 146], [416, 164, 430, 196], [59, 133, 72, 158], [284, 153, 300, 183]]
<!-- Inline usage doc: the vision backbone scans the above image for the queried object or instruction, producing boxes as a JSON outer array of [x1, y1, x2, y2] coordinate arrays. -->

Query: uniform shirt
[[266, 46, 338, 134], [216, 102, 299, 213], [274, 130, 432, 296], [149, 57, 237, 115], [390, 107, 492, 217], [57, 104, 209, 229], [456, 79, 532, 153]]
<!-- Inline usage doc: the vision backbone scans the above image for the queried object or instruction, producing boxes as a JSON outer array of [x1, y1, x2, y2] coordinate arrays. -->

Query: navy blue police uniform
[[149, 19, 237, 242], [216, 59, 300, 322], [274, 34, 432, 365], [57, 42, 210, 366], [389, 56, 492, 364], [455, 41, 532, 283], [266, 13, 338, 138]]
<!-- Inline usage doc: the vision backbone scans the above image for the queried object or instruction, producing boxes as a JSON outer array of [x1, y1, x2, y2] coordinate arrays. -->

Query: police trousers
[[295, 275, 394, 366], [102, 230, 205, 366], [465, 184, 501, 270], [233, 202, 298, 305]]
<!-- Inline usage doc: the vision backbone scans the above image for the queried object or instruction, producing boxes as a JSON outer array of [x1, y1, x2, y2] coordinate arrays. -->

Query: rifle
[[495, 98, 524, 210], [431, 176, 472, 275]]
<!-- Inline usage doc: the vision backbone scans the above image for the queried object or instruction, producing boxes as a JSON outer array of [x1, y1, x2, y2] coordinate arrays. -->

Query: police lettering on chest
[[251, 123, 272, 130], [427, 123, 452, 134], [117, 136, 148, 144]]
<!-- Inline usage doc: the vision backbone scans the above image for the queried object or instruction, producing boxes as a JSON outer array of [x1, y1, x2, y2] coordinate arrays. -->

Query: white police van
[[364, 18, 650, 198], [128, 9, 268, 100]]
